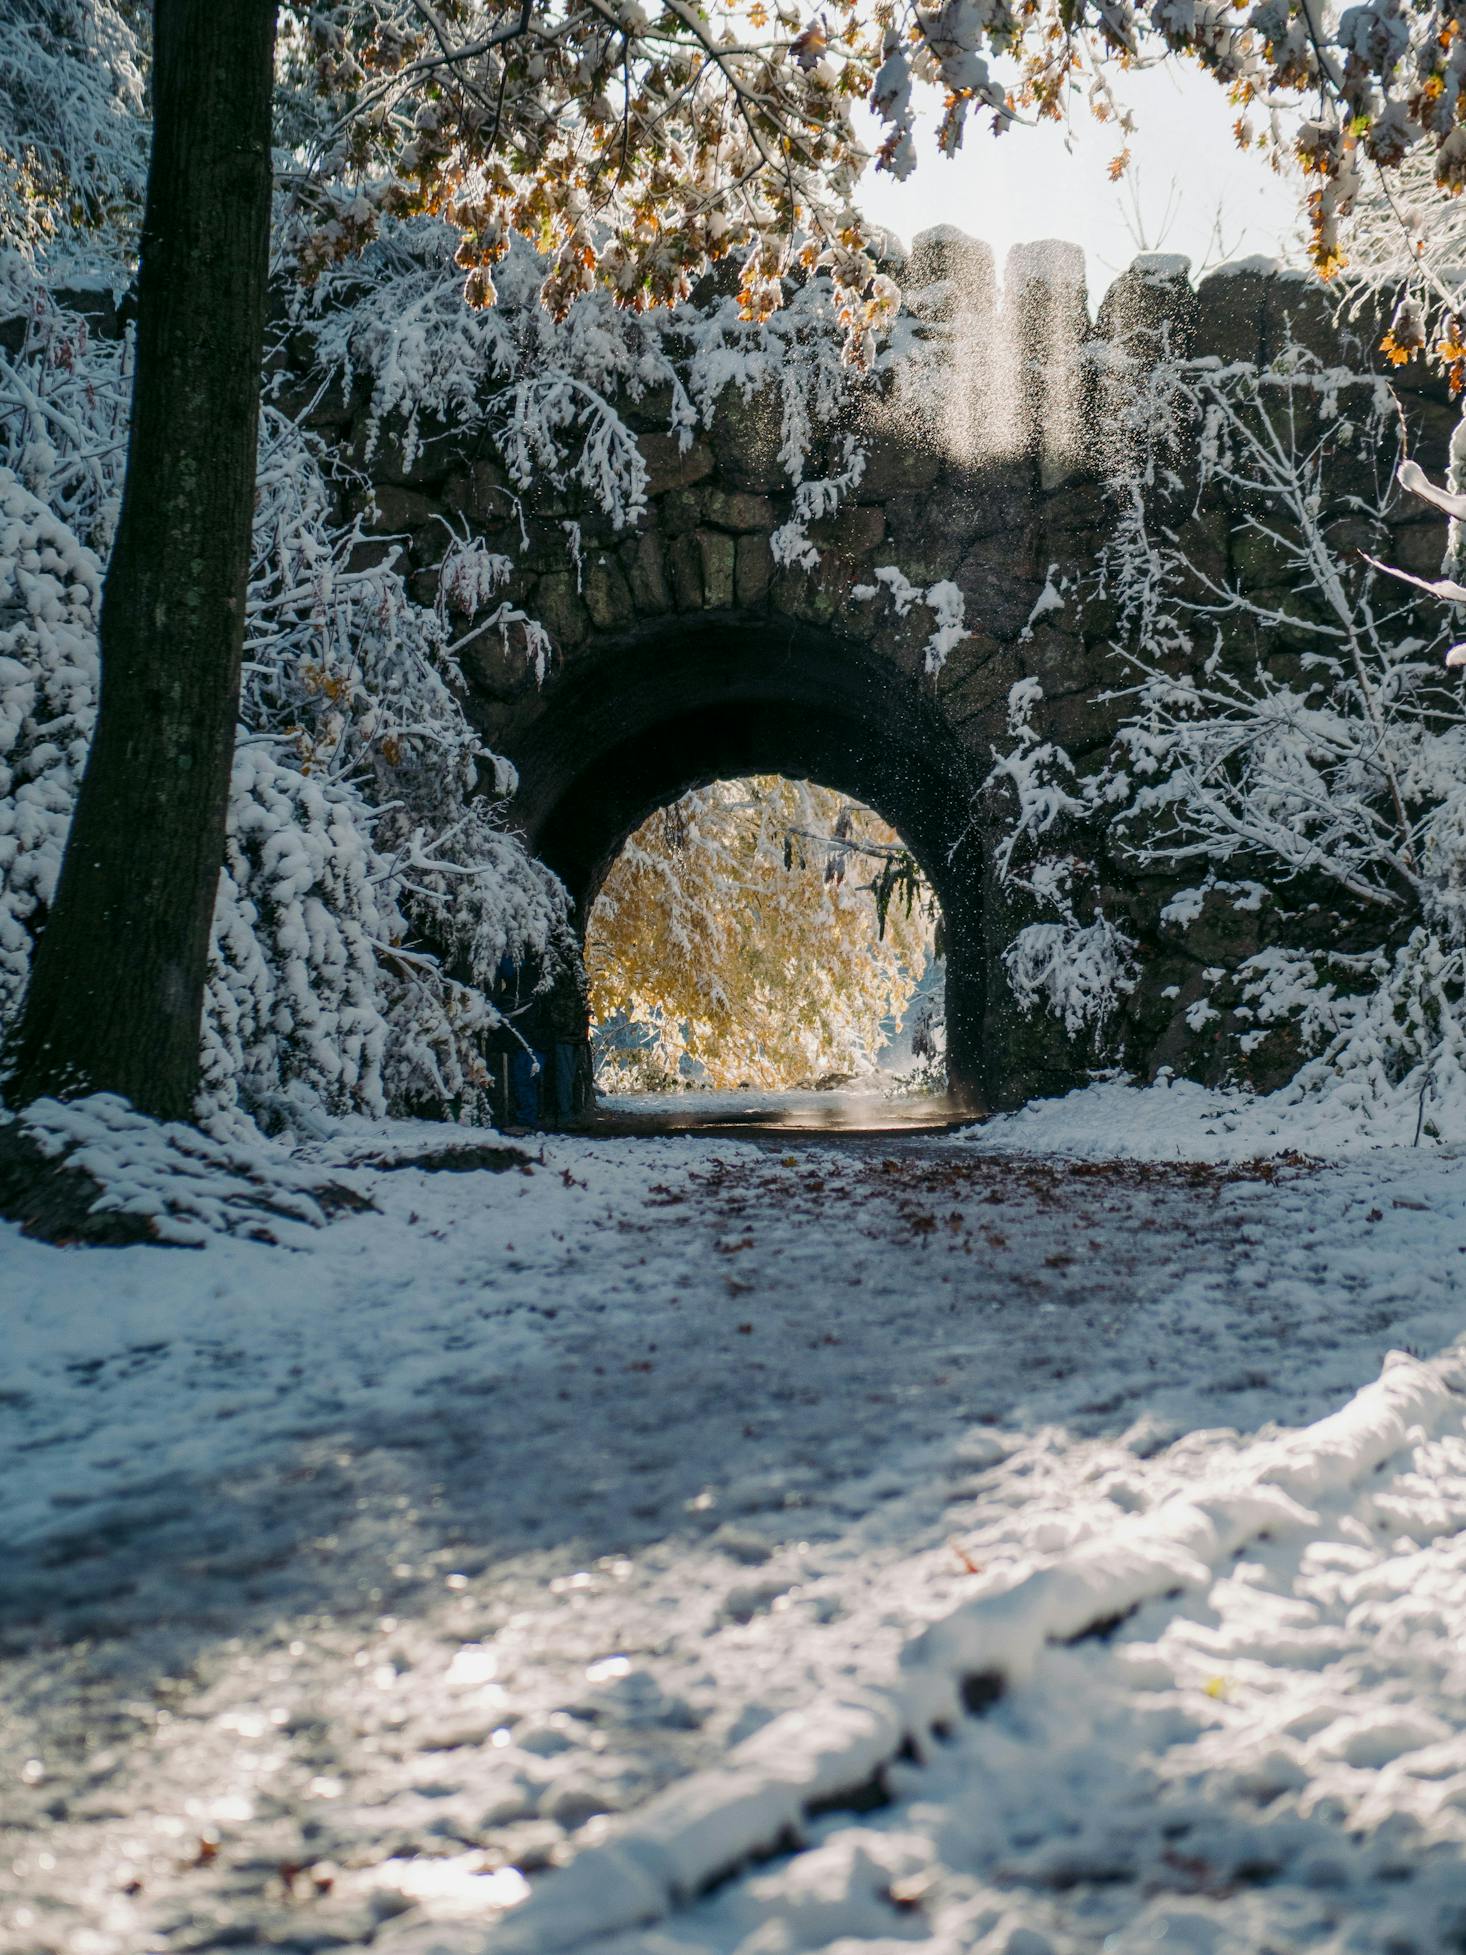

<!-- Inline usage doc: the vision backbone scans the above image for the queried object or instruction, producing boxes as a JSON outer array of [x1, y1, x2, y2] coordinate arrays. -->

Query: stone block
[[464, 631, 536, 703], [704, 487, 777, 532], [770, 565, 837, 625], [534, 571, 589, 649], [1002, 242, 1090, 361], [669, 533, 703, 609], [1160, 887, 1267, 965], [626, 531, 671, 612], [907, 229, 997, 324], [506, 517, 565, 575], [886, 474, 1033, 547], [640, 432, 715, 497], [344, 535, 396, 577], [1384, 519, 1449, 578], [933, 631, 1005, 707], [1191, 264, 1365, 371], [834, 585, 878, 642], [659, 486, 706, 536], [300, 381, 355, 431], [369, 412, 457, 489], [735, 532, 773, 607], [1169, 505, 1231, 587], [1024, 629, 1090, 693], [697, 530, 736, 609], [468, 457, 513, 521], [1039, 479, 1109, 534], [411, 522, 445, 568], [1229, 527, 1296, 589], [709, 387, 787, 491], [1095, 257, 1198, 365], [370, 483, 439, 535], [521, 481, 574, 519], [1263, 280, 1360, 368], [807, 503, 886, 557], [957, 539, 1045, 639], [1399, 395, 1461, 466], [854, 424, 944, 498], [1042, 683, 1121, 761], [583, 554, 635, 631], [620, 384, 683, 434], [1193, 266, 1271, 365]]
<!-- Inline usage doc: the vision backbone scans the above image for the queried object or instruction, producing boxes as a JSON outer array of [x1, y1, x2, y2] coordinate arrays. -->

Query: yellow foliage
[[586, 777, 936, 1091]]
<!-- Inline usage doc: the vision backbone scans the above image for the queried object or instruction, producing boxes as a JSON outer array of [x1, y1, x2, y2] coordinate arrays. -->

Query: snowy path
[[563, 1366, 1466, 1955], [4, 1122, 1466, 1955]]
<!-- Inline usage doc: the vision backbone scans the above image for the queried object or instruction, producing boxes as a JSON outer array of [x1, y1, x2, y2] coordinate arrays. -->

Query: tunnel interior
[[500, 615, 987, 1105]]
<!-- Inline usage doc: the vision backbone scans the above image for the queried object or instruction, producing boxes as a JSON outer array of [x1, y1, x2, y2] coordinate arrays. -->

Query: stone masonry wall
[[28, 243, 1450, 1108], [286, 240, 1449, 1107]]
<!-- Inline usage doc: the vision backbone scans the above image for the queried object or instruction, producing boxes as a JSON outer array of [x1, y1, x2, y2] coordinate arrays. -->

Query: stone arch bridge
[[337, 239, 1448, 1108]]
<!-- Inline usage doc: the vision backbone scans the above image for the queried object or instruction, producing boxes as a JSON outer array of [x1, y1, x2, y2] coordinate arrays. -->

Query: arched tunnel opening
[[495, 615, 987, 1118], [585, 773, 946, 1102]]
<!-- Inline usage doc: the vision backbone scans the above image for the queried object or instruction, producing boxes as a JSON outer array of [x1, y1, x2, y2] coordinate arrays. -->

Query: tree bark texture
[[3, 0, 279, 1119]]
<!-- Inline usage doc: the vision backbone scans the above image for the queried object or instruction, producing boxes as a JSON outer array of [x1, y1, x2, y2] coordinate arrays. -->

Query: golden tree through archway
[[586, 776, 938, 1091]]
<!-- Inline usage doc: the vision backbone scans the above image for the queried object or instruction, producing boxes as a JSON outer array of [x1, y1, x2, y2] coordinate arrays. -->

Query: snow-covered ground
[[4, 1083, 1466, 1955]]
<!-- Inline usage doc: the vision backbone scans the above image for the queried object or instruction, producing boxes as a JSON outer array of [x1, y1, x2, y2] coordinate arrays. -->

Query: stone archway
[[274, 244, 1426, 1111], [497, 612, 987, 1105]]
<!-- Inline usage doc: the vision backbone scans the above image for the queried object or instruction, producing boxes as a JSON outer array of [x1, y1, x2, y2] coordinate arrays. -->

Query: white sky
[[854, 60, 1306, 311]]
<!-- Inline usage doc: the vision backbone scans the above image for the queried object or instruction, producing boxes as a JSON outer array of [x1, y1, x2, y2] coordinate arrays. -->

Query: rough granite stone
[[703, 487, 778, 532], [697, 530, 737, 609], [534, 571, 589, 649], [626, 531, 671, 613], [583, 554, 635, 631], [668, 533, 703, 610], [640, 433, 715, 498], [735, 532, 773, 607]]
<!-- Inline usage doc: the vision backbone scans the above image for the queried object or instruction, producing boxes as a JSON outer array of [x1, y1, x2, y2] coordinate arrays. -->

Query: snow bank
[[470, 1351, 1460, 1954], [962, 1074, 1466, 1162], [4, 1094, 370, 1245]]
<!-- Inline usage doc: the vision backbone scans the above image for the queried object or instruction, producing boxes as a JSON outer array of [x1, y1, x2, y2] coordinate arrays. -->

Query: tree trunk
[[2, 0, 278, 1120]]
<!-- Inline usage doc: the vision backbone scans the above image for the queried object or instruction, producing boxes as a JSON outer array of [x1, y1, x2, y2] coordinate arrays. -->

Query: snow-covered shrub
[[0, 270, 567, 1130], [993, 340, 1466, 1136], [231, 404, 567, 1122], [1238, 932, 1466, 1138], [1004, 916, 1138, 1039], [0, 464, 99, 1021], [0, 1, 147, 269], [984, 675, 1138, 1052], [2, 1091, 371, 1245], [1113, 353, 1466, 1123]]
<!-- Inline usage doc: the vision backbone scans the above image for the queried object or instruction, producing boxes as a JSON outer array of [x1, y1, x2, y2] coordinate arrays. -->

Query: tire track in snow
[[412, 1352, 1464, 1954]]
